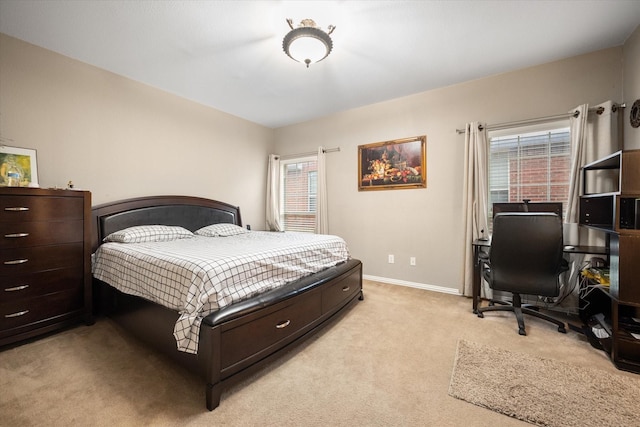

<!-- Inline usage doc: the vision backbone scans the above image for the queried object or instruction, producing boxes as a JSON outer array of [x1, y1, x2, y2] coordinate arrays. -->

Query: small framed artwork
[[358, 135, 426, 191], [0, 145, 39, 187]]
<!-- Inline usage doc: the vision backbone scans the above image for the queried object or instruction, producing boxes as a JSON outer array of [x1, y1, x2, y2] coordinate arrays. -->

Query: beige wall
[[624, 25, 640, 150], [275, 47, 624, 291], [0, 34, 273, 229], [1, 30, 636, 293]]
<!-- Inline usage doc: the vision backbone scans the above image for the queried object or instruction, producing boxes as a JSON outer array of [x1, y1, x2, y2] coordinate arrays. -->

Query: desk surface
[[472, 239, 608, 255]]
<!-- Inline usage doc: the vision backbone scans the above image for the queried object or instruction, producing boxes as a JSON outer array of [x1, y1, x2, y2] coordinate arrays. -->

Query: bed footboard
[[96, 258, 363, 410], [203, 258, 363, 410]]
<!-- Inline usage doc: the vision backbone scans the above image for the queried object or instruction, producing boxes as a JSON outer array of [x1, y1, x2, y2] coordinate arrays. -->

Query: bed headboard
[[91, 195, 241, 252]]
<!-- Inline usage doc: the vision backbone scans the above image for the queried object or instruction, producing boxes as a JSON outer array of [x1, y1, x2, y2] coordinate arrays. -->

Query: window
[[488, 125, 571, 220], [280, 156, 317, 232]]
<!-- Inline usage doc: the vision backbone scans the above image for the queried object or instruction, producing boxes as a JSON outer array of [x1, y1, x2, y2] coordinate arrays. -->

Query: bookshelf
[[579, 150, 640, 373]]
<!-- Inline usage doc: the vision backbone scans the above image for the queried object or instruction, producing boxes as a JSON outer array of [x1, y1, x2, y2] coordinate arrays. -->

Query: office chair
[[477, 212, 568, 335]]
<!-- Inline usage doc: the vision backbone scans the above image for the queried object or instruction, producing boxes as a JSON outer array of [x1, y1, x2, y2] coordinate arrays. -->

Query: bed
[[91, 195, 363, 410]]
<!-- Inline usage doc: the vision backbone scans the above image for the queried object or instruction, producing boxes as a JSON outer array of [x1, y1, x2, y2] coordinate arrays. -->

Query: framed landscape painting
[[0, 145, 39, 187], [358, 135, 426, 191]]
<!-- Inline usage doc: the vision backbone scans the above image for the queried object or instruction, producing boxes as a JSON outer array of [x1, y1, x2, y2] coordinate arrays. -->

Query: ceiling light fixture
[[283, 19, 335, 68]]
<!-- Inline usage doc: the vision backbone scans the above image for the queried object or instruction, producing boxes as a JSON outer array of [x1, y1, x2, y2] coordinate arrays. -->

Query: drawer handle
[[4, 233, 29, 238], [4, 259, 29, 265], [275, 320, 291, 329], [4, 207, 30, 212], [342, 286, 350, 292], [5, 284, 29, 292], [5, 310, 29, 318]]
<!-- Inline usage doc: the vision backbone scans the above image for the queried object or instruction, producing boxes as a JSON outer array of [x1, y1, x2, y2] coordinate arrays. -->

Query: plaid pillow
[[104, 225, 194, 243], [195, 223, 249, 237]]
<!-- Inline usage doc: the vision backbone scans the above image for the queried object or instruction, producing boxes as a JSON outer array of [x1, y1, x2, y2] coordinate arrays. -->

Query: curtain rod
[[278, 147, 340, 160], [455, 103, 625, 134]]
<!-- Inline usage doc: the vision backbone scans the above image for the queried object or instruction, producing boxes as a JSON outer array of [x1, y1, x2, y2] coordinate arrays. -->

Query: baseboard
[[363, 274, 462, 296]]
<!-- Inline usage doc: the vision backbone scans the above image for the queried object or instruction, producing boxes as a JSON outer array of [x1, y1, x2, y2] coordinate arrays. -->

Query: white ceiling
[[1, 1, 640, 129]]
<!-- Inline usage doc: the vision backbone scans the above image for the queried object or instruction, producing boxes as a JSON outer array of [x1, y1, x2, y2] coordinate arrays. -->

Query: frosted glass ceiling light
[[283, 19, 335, 68]]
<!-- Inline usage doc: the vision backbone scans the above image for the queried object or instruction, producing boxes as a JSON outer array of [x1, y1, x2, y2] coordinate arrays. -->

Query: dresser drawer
[[0, 220, 84, 248], [2, 268, 83, 303], [321, 271, 361, 313], [220, 292, 321, 369], [0, 243, 83, 275], [0, 196, 83, 222], [0, 288, 84, 333]]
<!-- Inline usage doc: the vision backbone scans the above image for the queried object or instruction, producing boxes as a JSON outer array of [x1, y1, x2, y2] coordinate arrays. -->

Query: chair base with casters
[[477, 293, 567, 335]]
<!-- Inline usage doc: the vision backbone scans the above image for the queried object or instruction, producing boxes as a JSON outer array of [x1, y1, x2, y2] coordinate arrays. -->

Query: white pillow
[[104, 225, 194, 243], [195, 223, 249, 237]]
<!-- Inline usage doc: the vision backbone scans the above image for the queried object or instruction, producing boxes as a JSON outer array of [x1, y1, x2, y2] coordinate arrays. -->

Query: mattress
[[92, 231, 350, 353]]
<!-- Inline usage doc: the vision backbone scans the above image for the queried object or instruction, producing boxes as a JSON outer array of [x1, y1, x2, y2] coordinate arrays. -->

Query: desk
[[471, 239, 608, 314]]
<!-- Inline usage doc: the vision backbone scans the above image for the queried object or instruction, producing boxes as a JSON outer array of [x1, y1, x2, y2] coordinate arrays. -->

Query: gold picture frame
[[0, 145, 39, 187], [358, 135, 426, 191]]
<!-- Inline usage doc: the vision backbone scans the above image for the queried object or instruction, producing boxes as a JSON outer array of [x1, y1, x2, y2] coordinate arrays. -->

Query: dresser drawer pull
[[5, 310, 29, 318], [275, 320, 291, 329], [4, 207, 30, 212], [4, 233, 29, 238], [4, 259, 29, 265], [342, 286, 351, 292], [4, 284, 29, 292]]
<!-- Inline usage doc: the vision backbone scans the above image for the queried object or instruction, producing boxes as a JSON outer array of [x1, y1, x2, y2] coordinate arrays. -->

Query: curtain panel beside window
[[266, 148, 329, 234]]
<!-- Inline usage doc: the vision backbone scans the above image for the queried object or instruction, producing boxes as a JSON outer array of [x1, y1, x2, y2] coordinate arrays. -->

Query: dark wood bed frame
[[91, 195, 363, 410]]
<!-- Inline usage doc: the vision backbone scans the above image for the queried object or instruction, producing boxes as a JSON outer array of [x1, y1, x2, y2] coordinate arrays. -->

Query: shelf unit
[[578, 150, 640, 373]]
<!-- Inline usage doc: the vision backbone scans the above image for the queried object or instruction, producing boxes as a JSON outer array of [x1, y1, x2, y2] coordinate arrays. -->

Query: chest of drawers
[[0, 187, 92, 346]]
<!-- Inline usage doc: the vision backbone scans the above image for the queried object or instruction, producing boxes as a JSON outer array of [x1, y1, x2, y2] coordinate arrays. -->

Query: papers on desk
[[592, 324, 610, 339], [622, 317, 640, 339]]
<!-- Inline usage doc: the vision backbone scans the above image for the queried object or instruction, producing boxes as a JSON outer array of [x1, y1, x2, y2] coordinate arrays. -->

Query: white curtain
[[584, 100, 622, 248], [565, 104, 588, 244], [265, 154, 282, 231], [560, 101, 621, 309], [315, 146, 329, 234], [461, 122, 490, 297], [586, 100, 623, 189], [566, 101, 622, 245]]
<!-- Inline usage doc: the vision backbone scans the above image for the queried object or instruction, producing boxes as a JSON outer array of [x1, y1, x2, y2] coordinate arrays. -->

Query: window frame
[[279, 155, 318, 233], [487, 121, 571, 221]]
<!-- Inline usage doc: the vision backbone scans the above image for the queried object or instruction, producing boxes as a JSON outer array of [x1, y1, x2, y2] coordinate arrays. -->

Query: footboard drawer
[[321, 265, 362, 313], [220, 292, 321, 370]]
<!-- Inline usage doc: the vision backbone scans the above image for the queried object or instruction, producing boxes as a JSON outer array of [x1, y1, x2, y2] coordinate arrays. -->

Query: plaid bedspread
[[92, 231, 350, 353]]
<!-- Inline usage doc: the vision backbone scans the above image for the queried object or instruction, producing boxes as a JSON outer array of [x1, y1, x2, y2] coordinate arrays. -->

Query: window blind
[[489, 128, 570, 218], [281, 159, 317, 232]]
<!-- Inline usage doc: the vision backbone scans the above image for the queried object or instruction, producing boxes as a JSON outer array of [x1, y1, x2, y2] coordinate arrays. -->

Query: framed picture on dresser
[[0, 145, 39, 187]]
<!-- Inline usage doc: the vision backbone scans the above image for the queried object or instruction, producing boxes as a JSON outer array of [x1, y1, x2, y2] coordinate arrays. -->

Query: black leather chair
[[477, 212, 568, 335]]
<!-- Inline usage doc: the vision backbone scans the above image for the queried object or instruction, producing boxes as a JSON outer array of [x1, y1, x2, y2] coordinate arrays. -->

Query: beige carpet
[[449, 339, 640, 427], [0, 281, 634, 426]]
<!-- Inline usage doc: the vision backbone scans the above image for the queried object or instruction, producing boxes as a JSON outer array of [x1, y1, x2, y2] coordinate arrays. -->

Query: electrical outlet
[[410, 257, 416, 266], [388, 254, 395, 264]]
